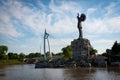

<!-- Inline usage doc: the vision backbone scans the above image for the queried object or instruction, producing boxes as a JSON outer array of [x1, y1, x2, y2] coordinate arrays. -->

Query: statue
[[77, 13, 86, 38], [71, 13, 92, 61]]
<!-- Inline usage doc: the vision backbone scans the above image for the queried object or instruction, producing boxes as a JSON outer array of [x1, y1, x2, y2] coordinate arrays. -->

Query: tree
[[0, 45, 8, 59], [110, 41, 120, 62], [90, 48, 97, 56], [102, 52, 108, 57], [19, 53, 26, 59], [62, 45, 72, 60], [46, 51, 50, 57], [28, 53, 35, 58], [0, 54, 7, 60], [51, 52, 55, 56], [8, 52, 14, 59], [8, 52, 19, 59], [0, 45, 8, 54], [13, 53, 19, 59], [35, 52, 42, 57], [55, 52, 63, 56], [111, 41, 120, 55]]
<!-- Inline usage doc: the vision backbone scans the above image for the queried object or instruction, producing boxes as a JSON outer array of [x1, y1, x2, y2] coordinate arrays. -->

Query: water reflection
[[0, 64, 120, 80], [0, 72, 5, 77], [63, 68, 95, 80], [63, 68, 120, 80]]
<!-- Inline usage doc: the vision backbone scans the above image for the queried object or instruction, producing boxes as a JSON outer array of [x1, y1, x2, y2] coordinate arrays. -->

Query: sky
[[0, 0, 120, 54]]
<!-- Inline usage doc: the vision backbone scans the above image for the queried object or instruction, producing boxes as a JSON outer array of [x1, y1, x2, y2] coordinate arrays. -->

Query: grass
[[0, 59, 21, 65]]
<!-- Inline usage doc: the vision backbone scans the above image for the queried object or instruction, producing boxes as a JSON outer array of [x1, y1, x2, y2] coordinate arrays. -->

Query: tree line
[[102, 41, 120, 64], [0, 45, 72, 61], [0, 45, 43, 60], [0, 44, 97, 61]]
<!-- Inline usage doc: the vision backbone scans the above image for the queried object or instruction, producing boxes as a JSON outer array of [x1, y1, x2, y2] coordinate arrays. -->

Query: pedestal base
[[71, 38, 92, 61]]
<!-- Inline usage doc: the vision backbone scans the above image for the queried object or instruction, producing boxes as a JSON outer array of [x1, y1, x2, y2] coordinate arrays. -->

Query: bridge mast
[[43, 29, 51, 62]]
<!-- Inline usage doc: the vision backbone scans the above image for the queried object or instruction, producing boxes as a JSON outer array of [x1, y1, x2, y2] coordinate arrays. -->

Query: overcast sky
[[0, 0, 120, 54]]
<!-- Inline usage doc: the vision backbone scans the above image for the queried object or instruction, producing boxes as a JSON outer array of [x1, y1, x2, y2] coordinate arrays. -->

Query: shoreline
[[0, 59, 25, 65]]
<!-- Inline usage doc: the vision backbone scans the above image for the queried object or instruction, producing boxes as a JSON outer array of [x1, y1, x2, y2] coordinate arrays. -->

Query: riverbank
[[0, 59, 23, 65]]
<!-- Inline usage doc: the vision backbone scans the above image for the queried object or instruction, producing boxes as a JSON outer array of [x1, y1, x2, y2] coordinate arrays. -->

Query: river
[[0, 64, 120, 80]]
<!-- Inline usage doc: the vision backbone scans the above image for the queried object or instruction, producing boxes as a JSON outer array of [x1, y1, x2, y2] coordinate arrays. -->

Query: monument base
[[71, 38, 92, 61]]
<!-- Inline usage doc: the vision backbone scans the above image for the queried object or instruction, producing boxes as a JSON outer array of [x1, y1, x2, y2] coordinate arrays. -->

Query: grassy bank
[[0, 59, 22, 65]]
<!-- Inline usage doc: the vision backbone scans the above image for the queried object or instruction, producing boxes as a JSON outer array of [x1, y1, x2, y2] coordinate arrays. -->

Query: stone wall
[[71, 38, 92, 61]]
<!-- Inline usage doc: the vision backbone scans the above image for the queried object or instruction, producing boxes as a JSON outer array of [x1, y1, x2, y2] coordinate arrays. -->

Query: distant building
[[94, 55, 107, 67]]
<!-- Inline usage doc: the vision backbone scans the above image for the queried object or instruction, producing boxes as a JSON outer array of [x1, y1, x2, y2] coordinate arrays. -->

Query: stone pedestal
[[71, 38, 92, 61]]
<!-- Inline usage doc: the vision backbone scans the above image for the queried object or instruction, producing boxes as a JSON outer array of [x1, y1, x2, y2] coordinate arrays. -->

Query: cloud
[[93, 39, 114, 54], [46, 38, 72, 53], [0, 9, 22, 37], [1, 0, 102, 38], [0, 0, 78, 53], [50, 0, 80, 13], [0, 0, 120, 54], [104, 2, 116, 16], [0, 0, 42, 36], [87, 8, 96, 14], [106, 16, 120, 33], [0, 0, 80, 37], [84, 1, 120, 35], [48, 0, 80, 35], [94, 39, 114, 44], [84, 15, 120, 34], [0, 24, 22, 37]]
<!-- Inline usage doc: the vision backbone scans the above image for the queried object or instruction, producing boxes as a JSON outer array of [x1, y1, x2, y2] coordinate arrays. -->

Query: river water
[[0, 64, 120, 80]]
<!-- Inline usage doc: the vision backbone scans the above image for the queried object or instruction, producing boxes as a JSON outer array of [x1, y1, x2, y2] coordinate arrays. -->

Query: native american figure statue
[[77, 13, 86, 38]]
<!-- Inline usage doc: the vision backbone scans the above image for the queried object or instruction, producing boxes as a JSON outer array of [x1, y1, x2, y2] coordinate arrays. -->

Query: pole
[[44, 29, 47, 62], [47, 38, 52, 59]]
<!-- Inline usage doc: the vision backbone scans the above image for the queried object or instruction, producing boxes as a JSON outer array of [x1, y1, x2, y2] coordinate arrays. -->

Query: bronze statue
[[77, 13, 86, 38]]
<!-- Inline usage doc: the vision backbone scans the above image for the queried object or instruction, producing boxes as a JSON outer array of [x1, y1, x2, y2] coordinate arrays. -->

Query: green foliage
[[8, 52, 14, 59], [27, 52, 42, 58], [27, 53, 35, 58], [8, 52, 19, 59], [0, 45, 8, 54], [55, 52, 63, 56], [109, 41, 120, 62], [19, 53, 26, 59], [62, 45, 72, 60], [0, 59, 21, 64], [51, 52, 54, 56], [101, 41, 120, 64], [0, 54, 7, 60], [111, 41, 120, 55], [13, 53, 19, 59], [46, 51, 50, 57], [0, 45, 8, 60], [90, 48, 97, 55], [35, 52, 42, 57], [102, 52, 108, 57]]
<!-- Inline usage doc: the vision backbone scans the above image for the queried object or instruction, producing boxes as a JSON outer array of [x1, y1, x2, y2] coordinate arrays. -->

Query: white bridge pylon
[[43, 29, 52, 61]]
